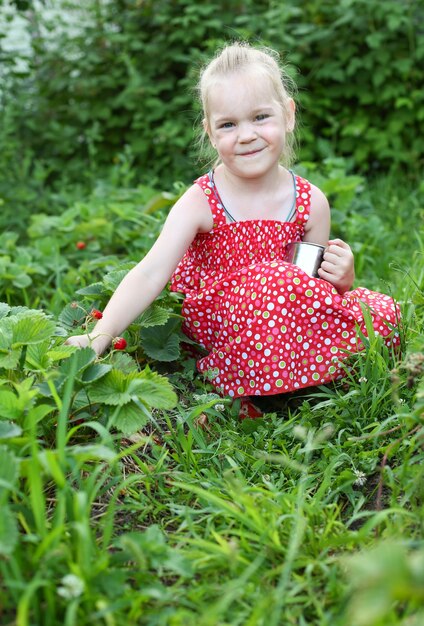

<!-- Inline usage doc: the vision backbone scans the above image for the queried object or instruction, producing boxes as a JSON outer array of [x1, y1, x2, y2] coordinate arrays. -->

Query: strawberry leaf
[[137, 303, 171, 328], [81, 363, 112, 383], [58, 303, 87, 329], [89, 368, 176, 412], [0, 390, 22, 420], [113, 400, 149, 434], [140, 317, 181, 362], [0, 303, 10, 320], [10, 311, 56, 347], [89, 370, 138, 406]]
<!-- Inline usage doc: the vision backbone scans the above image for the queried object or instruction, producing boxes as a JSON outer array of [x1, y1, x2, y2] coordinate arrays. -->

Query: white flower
[[358, 376, 367, 383], [57, 574, 85, 599], [214, 403, 225, 411], [293, 425, 307, 440], [399, 398, 406, 405], [354, 469, 367, 487]]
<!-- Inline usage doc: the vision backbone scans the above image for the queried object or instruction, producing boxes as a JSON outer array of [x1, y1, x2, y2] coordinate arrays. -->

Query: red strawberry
[[91, 309, 103, 319], [76, 241, 86, 250], [113, 337, 127, 350]]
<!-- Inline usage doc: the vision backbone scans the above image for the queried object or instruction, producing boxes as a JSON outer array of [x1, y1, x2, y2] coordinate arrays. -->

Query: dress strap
[[194, 173, 227, 228], [195, 171, 312, 226], [284, 169, 297, 222], [209, 169, 299, 224], [293, 174, 312, 225]]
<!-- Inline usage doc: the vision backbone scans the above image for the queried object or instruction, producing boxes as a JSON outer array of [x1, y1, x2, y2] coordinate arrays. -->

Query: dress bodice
[[171, 173, 312, 293]]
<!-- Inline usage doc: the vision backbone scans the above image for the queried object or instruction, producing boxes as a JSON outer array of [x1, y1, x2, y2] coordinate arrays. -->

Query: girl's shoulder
[[300, 178, 330, 243], [171, 181, 214, 234], [293, 173, 328, 210], [309, 181, 330, 212]]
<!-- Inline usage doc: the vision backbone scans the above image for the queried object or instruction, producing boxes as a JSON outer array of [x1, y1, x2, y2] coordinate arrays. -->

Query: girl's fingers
[[65, 335, 89, 348], [325, 244, 349, 258], [322, 252, 340, 265], [317, 266, 334, 281], [320, 262, 345, 277], [328, 238, 350, 250]]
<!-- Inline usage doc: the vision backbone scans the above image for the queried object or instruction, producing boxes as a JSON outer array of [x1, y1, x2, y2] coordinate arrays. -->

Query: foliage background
[[1, 0, 423, 227]]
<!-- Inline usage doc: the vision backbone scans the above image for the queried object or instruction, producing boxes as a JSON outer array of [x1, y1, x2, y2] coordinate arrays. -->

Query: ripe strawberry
[[91, 308, 103, 320], [113, 337, 127, 350], [76, 241, 86, 250]]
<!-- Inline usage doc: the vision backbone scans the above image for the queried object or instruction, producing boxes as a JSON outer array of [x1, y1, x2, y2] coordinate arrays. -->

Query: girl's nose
[[238, 122, 256, 142]]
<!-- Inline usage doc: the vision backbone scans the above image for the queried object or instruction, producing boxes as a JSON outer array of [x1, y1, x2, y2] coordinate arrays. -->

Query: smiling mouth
[[238, 147, 264, 156]]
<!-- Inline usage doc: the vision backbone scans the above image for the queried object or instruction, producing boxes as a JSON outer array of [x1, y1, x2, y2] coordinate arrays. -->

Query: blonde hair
[[196, 41, 297, 167]]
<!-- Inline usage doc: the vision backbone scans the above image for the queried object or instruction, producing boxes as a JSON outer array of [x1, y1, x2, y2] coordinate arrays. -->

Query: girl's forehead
[[214, 68, 273, 95], [207, 70, 278, 111]]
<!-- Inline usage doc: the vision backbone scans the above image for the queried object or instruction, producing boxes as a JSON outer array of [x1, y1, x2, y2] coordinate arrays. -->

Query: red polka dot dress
[[170, 173, 400, 398]]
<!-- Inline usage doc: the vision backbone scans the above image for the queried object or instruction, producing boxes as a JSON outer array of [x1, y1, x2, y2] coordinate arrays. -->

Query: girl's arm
[[303, 184, 355, 293], [66, 184, 213, 354]]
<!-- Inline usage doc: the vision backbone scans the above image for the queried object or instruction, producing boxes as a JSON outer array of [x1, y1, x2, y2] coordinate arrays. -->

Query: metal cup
[[284, 241, 325, 278]]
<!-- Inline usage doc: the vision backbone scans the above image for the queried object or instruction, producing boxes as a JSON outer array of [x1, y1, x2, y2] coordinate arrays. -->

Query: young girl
[[66, 42, 400, 410]]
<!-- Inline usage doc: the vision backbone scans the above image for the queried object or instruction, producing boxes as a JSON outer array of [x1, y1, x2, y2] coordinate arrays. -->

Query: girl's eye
[[220, 122, 234, 129], [256, 113, 269, 121]]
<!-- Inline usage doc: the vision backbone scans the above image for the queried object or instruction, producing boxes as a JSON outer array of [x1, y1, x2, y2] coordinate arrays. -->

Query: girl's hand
[[318, 238, 355, 293], [65, 333, 109, 356]]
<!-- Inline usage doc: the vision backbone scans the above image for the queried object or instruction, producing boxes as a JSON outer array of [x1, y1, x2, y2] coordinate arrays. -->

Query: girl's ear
[[286, 98, 296, 133], [203, 118, 216, 149], [202, 117, 210, 136]]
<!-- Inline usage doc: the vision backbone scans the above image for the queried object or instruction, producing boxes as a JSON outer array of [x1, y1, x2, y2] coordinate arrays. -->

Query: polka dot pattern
[[170, 174, 400, 398]]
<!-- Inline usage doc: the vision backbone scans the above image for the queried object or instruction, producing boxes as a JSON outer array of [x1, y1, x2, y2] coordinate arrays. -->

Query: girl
[[67, 42, 400, 411]]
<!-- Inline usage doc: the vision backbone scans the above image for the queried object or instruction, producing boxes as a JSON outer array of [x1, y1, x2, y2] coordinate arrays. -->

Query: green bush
[[1, 0, 422, 206]]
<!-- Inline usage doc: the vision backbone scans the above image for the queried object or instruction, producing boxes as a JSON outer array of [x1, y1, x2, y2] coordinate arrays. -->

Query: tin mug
[[284, 241, 325, 278]]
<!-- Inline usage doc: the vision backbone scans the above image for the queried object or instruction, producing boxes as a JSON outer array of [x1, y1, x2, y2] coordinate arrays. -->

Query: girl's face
[[205, 69, 295, 180]]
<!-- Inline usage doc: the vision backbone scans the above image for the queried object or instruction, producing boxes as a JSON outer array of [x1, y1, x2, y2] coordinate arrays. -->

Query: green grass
[[0, 165, 423, 625]]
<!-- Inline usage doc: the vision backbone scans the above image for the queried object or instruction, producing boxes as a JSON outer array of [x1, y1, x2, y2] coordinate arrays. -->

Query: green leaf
[[163, 550, 194, 578], [10, 311, 56, 347], [135, 368, 177, 409], [140, 318, 181, 362], [0, 505, 18, 556], [69, 444, 117, 462], [47, 345, 77, 361], [76, 282, 105, 296], [0, 421, 22, 439], [114, 400, 149, 434], [12, 272, 32, 289], [0, 446, 19, 496], [89, 369, 137, 406], [94, 569, 128, 599], [0, 321, 13, 350], [0, 350, 21, 370], [109, 351, 139, 374], [26, 404, 55, 425], [116, 525, 192, 576], [0, 390, 22, 420], [26, 341, 52, 370], [0, 303, 10, 320], [60, 347, 97, 379], [58, 303, 87, 329], [89, 367, 176, 411], [81, 363, 112, 383], [103, 269, 129, 293], [137, 303, 171, 328]]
